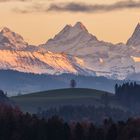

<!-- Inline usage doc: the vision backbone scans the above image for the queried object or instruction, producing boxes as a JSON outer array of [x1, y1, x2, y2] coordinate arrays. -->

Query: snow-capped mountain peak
[[50, 24, 72, 41], [127, 23, 140, 47], [73, 22, 88, 32], [1, 27, 12, 33], [0, 27, 28, 50], [47, 22, 93, 43], [135, 23, 140, 30], [43, 22, 98, 55], [1, 27, 24, 41]]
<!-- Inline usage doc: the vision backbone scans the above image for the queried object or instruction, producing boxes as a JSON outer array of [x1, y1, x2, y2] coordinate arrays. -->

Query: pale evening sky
[[0, 0, 140, 45]]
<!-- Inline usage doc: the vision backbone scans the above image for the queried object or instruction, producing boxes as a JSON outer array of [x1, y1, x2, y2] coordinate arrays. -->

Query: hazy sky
[[0, 0, 140, 45]]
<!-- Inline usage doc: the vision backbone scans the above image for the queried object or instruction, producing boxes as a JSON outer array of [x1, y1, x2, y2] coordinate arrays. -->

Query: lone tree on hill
[[70, 79, 76, 88]]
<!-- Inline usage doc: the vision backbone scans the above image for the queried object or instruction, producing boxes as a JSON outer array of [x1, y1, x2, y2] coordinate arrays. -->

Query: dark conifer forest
[[0, 104, 140, 140], [115, 82, 140, 113]]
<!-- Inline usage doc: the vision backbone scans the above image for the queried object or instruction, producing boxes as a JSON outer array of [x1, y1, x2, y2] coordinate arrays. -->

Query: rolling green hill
[[11, 88, 113, 113]]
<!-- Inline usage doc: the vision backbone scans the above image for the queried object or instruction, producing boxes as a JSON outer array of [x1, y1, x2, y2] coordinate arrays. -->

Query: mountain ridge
[[127, 23, 140, 47], [0, 22, 140, 80]]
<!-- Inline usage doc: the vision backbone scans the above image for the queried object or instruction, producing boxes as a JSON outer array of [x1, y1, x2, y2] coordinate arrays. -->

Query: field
[[11, 88, 113, 113]]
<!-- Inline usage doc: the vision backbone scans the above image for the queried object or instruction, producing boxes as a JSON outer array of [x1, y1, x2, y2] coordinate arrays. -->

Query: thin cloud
[[11, 0, 140, 14], [0, 0, 53, 2], [0, 0, 28, 2], [47, 0, 140, 13]]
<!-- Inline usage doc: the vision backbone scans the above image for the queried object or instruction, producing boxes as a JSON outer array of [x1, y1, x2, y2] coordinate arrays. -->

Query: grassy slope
[[11, 88, 113, 113]]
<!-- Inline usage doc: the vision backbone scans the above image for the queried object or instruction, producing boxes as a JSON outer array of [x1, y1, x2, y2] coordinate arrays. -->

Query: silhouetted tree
[[96, 128, 105, 140], [87, 123, 96, 140], [74, 123, 85, 140], [106, 123, 118, 140], [70, 79, 76, 88], [63, 123, 71, 140]]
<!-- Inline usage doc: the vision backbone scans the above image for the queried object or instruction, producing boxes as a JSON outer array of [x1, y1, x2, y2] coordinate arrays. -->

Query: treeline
[[115, 82, 140, 112], [0, 104, 140, 140], [37, 105, 132, 123]]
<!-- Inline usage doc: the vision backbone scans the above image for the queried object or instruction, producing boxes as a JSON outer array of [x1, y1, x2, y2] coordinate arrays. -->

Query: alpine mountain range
[[1, 22, 140, 95]]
